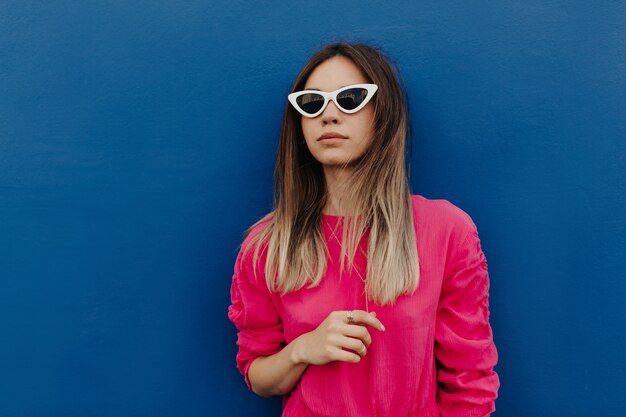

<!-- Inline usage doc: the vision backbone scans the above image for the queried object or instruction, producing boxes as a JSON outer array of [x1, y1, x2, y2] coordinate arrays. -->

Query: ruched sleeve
[[227, 242, 286, 391], [434, 219, 500, 417]]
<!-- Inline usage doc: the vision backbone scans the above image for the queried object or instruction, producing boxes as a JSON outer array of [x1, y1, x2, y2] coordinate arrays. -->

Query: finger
[[329, 346, 361, 363], [338, 335, 367, 356], [344, 310, 385, 331], [340, 324, 372, 347]]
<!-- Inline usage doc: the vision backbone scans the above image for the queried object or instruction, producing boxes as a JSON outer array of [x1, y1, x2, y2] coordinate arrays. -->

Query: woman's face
[[300, 56, 375, 169]]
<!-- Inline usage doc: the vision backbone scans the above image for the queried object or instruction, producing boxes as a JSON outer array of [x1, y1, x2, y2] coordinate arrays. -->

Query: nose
[[321, 99, 341, 125]]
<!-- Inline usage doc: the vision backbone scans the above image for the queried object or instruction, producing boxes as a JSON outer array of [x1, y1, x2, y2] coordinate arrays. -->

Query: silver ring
[[346, 310, 354, 323]]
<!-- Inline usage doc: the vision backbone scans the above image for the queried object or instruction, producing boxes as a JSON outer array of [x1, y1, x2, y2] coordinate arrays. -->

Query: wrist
[[289, 334, 308, 365]]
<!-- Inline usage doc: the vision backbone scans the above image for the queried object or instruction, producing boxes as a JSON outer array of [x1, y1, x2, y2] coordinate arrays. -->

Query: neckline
[[321, 213, 347, 223]]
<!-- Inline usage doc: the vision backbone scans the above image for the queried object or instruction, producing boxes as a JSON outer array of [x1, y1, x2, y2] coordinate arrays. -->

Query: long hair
[[243, 42, 419, 306]]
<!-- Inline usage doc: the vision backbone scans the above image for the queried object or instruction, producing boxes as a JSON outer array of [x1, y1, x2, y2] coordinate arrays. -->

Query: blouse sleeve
[[227, 244, 286, 392], [434, 218, 500, 417]]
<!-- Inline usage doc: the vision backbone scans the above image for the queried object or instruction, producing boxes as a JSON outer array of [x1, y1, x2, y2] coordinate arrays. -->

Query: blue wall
[[1, 1, 624, 416]]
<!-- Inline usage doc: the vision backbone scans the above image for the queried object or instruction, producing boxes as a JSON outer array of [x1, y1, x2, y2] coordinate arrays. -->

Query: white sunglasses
[[288, 83, 378, 118]]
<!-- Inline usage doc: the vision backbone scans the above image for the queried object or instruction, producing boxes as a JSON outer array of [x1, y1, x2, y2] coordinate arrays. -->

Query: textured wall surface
[[1, 1, 624, 416]]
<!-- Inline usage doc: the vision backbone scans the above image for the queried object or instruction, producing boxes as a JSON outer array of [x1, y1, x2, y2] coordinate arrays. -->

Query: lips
[[317, 132, 348, 141]]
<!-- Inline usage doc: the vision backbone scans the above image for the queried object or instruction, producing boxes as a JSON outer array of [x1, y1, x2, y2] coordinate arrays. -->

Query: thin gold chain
[[327, 223, 369, 312]]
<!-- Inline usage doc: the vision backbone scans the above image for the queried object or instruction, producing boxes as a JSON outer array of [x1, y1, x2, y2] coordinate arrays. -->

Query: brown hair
[[244, 42, 419, 306]]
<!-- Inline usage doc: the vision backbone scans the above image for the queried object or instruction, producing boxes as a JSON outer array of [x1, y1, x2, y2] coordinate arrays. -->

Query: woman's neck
[[323, 166, 356, 216]]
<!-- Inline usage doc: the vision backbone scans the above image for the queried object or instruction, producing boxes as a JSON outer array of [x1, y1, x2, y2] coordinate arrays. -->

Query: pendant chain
[[328, 223, 369, 312]]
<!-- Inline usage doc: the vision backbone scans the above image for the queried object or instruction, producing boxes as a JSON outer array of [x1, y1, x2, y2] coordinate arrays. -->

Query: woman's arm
[[247, 334, 309, 397], [248, 310, 384, 397], [435, 220, 500, 416]]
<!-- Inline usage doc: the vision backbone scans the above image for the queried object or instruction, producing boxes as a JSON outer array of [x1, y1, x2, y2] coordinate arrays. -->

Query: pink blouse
[[228, 194, 500, 416]]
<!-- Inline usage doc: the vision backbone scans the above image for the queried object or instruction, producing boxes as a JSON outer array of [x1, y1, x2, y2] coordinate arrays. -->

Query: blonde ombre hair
[[243, 42, 419, 306]]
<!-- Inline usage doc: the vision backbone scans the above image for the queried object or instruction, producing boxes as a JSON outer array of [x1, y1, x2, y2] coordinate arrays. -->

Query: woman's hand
[[292, 310, 385, 366]]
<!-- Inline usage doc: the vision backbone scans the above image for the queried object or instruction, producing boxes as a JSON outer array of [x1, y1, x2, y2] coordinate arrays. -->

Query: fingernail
[[371, 311, 377, 316], [381, 324, 386, 331]]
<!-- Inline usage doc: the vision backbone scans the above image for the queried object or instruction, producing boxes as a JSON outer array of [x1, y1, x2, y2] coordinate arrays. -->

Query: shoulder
[[410, 194, 477, 241], [233, 211, 274, 285], [241, 211, 274, 251]]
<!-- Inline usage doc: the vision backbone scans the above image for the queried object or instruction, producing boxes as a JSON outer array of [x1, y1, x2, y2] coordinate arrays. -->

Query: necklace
[[327, 222, 370, 312]]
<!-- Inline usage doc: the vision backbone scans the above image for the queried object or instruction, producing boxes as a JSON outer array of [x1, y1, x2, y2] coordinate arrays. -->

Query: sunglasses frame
[[288, 83, 378, 118]]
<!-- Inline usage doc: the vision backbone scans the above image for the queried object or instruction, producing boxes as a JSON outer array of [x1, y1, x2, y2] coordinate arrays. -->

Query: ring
[[358, 344, 366, 355], [346, 310, 354, 323]]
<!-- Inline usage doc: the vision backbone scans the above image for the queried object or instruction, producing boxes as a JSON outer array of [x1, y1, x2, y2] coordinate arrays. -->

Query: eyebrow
[[303, 84, 355, 91]]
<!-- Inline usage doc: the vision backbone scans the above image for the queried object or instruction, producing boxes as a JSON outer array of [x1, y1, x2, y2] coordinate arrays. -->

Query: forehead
[[304, 55, 368, 91]]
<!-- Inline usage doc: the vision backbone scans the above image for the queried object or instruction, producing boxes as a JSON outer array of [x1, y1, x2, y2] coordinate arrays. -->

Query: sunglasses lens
[[296, 93, 325, 115], [336, 88, 369, 111]]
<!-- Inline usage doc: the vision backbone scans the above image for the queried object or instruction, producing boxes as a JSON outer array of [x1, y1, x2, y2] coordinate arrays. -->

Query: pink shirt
[[228, 194, 500, 416]]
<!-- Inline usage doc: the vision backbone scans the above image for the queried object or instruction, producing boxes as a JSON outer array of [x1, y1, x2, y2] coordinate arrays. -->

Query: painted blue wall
[[1, 1, 624, 416]]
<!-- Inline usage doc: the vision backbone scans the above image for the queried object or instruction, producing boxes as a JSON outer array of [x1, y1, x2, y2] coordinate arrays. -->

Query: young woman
[[228, 42, 500, 417]]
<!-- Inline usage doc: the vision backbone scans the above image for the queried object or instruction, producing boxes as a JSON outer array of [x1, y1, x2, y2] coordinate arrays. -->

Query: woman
[[228, 42, 500, 416]]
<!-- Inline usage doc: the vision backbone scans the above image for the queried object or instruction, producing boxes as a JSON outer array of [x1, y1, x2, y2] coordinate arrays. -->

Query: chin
[[317, 156, 363, 169], [312, 148, 360, 162]]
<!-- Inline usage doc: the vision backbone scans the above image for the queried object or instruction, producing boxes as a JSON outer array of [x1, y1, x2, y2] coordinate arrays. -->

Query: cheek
[[301, 120, 320, 153], [301, 118, 316, 141], [355, 112, 376, 144]]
